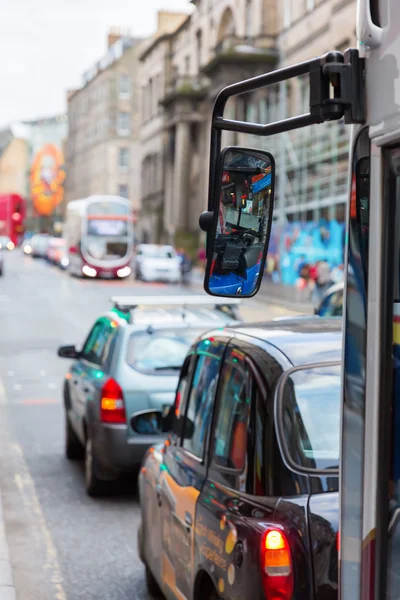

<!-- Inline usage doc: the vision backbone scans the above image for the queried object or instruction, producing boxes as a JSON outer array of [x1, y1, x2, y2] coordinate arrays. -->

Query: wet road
[[0, 251, 298, 600]]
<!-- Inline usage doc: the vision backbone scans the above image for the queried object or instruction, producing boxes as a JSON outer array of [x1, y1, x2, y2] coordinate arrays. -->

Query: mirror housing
[[131, 408, 194, 439], [58, 345, 80, 359], [201, 147, 275, 298]]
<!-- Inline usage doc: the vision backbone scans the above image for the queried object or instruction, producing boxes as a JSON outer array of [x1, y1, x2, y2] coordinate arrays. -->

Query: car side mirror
[[200, 146, 275, 298], [131, 410, 166, 435], [58, 345, 80, 359], [183, 417, 195, 440]]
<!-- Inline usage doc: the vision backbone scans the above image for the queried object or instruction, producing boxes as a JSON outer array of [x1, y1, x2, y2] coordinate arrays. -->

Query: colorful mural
[[30, 144, 65, 216], [268, 219, 346, 285]]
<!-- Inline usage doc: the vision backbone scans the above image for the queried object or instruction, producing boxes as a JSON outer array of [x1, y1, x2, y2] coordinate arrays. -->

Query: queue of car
[[53, 277, 343, 600]]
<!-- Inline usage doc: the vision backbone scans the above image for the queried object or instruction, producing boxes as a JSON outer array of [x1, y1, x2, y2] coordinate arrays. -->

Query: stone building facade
[[138, 0, 356, 251], [65, 31, 143, 220]]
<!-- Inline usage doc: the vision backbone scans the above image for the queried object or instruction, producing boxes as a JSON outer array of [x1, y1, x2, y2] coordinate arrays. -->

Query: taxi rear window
[[279, 363, 341, 472], [126, 328, 204, 374]]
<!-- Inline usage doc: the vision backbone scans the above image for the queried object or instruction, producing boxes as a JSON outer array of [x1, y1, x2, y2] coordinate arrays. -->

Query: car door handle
[[184, 512, 192, 529]]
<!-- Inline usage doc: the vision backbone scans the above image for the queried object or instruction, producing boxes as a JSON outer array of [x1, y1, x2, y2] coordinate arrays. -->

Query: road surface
[[0, 251, 300, 600]]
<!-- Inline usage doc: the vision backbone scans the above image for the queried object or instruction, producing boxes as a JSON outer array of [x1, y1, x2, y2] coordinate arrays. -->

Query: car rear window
[[126, 328, 204, 373], [280, 364, 341, 471], [140, 246, 176, 259]]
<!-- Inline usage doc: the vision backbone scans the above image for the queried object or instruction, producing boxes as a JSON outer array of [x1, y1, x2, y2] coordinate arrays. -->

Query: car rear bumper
[[142, 272, 181, 282], [92, 422, 165, 473]]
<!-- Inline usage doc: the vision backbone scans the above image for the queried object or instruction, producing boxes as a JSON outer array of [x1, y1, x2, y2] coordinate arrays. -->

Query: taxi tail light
[[100, 378, 126, 424], [261, 529, 293, 600]]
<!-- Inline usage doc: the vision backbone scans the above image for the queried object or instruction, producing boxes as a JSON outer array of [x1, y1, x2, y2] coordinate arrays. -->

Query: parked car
[[30, 234, 50, 258], [316, 281, 344, 317], [134, 244, 181, 283], [57, 295, 241, 496], [0, 236, 14, 251], [47, 237, 67, 266], [136, 316, 341, 600]]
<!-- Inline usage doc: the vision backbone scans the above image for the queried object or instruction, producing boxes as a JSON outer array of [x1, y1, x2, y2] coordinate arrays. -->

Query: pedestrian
[[197, 247, 206, 271], [181, 251, 192, 287], [315, 259, 332, 300], [331, 263, 344, 283]]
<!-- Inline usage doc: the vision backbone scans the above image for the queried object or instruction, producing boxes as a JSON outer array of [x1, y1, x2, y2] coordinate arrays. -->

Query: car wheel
[[65, 412, 84, 460], [85, 436, 107, 497], [145, 565, 163, 598]]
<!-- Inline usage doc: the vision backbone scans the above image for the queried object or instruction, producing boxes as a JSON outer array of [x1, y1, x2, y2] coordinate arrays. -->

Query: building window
[[245, 0, 253, 39], [185, 55, 190, 74], [118, 184, 129, 199], [284, 0, 291, 28], [119, 74, 131, 98], [196, 30, 202, 70], [117, 112, 130, 136], [119, 147, 129, 170], [148, 78, 153, 117]]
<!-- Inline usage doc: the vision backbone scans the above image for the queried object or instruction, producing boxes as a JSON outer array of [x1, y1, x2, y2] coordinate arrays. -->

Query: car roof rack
[[111, 295, 241, 311], [110, 295, 242, 325]]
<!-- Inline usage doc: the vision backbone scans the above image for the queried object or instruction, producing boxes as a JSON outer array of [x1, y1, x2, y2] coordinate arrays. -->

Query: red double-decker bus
[[0, 194, 26, 245]]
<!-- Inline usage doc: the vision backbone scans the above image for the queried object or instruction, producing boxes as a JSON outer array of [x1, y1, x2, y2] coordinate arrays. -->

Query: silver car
[[57, 295, 241, 496]]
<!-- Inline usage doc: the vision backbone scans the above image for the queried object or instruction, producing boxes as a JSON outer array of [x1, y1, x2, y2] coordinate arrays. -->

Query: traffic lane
[[18, 251, 302, 325], [0, 253, 151, 600], [0, 400, 150, 600]]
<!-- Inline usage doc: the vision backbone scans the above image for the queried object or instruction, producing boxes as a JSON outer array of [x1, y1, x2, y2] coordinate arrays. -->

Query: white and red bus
[[65, 195, 134, 279]]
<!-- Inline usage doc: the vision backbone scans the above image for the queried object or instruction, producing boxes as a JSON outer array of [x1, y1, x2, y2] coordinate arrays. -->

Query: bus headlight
[[82, 265, 97, 277], [24, 245, 32, 254], [7, 242, 15, 250], [117, 266, 131, 278], [61, 257, 69, 267]]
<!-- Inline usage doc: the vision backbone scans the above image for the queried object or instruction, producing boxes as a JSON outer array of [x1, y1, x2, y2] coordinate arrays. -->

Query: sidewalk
[[0, 495, 15, 600], [191, 268, 315, 314]]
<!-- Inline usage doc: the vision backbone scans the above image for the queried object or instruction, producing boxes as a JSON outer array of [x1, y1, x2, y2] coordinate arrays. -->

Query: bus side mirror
[[200, 147, 275, 298]]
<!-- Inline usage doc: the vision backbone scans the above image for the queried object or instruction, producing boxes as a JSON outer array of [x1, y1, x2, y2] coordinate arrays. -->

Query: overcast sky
[[0, 0, 193, 128]]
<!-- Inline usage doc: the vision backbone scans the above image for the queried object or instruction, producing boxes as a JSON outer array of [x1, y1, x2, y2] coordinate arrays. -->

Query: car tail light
[[100, 378, 126, 424], [336, 531, 340, 553], [261, 528, 293, 600]]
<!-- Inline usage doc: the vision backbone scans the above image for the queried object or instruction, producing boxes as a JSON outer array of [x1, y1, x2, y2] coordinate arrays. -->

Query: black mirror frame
[[203, 146, 276, 299]]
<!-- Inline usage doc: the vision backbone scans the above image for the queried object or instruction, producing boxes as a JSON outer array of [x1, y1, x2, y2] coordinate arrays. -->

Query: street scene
[[0, 250, 300, 600], [2, 0, 400, 599]]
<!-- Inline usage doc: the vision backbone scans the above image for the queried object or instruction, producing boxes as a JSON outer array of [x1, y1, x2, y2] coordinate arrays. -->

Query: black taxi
[[134, 317, 341, 600]]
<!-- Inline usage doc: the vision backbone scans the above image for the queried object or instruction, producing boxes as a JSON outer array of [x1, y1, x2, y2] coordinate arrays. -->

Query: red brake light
[[261, 528, 293, 600], [100, 378, 126, 424], [336, 531, 340, 553]]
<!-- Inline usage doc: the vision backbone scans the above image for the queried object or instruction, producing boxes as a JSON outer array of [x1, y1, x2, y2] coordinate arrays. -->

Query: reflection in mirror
[[208, 148, 274, 297], [131, 410, 163, 435]]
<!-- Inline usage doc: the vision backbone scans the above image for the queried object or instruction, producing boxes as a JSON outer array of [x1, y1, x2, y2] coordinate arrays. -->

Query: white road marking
[[13, 384, 21, 391], [0, 377, 7, 405], [39, 370, 46, 376], [48, 383, 57, 389], [0, 381, 66, 599], [13, 444, 67, 600]]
